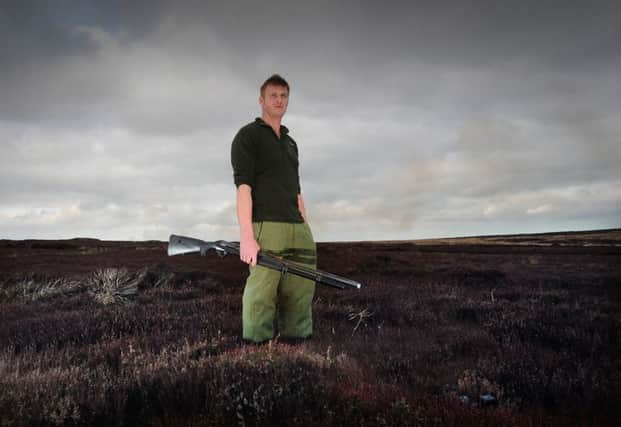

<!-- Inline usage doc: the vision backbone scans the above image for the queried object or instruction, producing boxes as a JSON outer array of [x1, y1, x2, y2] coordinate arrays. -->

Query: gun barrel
[[266, 258, 361, 290]]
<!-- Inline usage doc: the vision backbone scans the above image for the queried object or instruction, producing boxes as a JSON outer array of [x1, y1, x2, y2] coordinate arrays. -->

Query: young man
[[231, 74, 316, 343]]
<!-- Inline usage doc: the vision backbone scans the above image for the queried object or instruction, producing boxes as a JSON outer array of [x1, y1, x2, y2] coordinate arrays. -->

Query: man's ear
[[258, 96, 264, 107]]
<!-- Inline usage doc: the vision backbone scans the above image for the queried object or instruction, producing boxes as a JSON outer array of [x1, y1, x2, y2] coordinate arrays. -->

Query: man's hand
[[240, 234, 260, 266]]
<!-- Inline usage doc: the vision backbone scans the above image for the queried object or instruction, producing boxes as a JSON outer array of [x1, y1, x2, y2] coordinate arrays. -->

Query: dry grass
[[88, 268, 141, 305]]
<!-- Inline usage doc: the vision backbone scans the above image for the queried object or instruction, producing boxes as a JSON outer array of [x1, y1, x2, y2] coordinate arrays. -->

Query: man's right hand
[[240, 235, 260, 266]]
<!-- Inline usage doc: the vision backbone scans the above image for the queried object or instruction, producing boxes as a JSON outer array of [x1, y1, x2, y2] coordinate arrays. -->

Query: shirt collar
[[255, 117, 289, 135]]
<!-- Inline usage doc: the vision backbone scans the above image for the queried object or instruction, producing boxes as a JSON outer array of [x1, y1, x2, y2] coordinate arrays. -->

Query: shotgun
[[168, 234, 361, 290]]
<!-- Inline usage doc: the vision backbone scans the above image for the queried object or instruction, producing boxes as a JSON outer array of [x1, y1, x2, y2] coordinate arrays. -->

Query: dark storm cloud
[[0, 0, 165, 123], [3, 1, 620, 124], [1, 0, 619, 240], [156, 0, 621, 64]]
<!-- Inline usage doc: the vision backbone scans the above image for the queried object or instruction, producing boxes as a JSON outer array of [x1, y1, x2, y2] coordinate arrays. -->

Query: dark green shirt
[[231, 118, 304, 223]]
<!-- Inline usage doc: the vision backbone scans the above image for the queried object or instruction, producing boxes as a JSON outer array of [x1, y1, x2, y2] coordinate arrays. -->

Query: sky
[[1, 0, 620, 242]]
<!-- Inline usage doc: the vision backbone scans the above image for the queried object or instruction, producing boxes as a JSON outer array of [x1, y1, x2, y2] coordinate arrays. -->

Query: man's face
[[259, 84, 289, 119]]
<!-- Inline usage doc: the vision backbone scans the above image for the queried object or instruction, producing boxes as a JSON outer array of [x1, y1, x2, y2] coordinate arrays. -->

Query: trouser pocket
[[252, 221, 264, 242]]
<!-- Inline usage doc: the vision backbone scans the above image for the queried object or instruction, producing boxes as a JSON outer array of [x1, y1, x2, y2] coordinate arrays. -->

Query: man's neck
[[261, 114, 282, 138]]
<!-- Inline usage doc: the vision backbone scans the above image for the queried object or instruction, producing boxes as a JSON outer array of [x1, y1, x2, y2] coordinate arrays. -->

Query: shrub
[[88, 268, 141, 305]]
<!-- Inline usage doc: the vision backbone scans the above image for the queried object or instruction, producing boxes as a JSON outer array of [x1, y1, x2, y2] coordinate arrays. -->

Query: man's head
[[260, 74, 289, 97], [259, 74, 290, 120]]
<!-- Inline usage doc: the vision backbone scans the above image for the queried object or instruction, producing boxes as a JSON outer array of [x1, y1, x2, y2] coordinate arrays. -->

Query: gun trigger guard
[[217, 250, 226, 258]]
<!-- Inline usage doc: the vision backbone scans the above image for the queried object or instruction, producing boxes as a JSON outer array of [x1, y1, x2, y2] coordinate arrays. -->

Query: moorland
[[1, 229, 620, 426]]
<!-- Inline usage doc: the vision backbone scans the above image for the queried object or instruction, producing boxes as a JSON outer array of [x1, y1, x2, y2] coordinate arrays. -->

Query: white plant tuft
[[88, 268, 142, 305], [16, 277, 79, 301]]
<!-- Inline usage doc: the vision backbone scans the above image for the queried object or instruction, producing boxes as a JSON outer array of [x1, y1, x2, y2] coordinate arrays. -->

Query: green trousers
[[242, 221, 317, 343]]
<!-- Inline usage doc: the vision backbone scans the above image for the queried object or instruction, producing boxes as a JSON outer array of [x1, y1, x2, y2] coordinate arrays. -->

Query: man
[[231, 74, 316, 343]]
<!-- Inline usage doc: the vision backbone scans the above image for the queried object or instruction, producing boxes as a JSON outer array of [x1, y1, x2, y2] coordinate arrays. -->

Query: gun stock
[[168, 235, 212, 256]]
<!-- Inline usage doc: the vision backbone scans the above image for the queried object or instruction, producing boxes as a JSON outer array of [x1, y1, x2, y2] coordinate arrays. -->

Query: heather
[[0, 231, 620, 426]]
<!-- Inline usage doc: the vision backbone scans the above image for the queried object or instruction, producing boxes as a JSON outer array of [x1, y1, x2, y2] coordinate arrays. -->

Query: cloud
[[1, 1, 620, 241]]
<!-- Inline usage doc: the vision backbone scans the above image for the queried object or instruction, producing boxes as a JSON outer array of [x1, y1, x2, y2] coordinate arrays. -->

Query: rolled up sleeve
[[231, 129, 255, 188]]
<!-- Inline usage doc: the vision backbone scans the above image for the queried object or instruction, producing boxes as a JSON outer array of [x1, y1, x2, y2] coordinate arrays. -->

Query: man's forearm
[[236, 184, 260, 266], [297, 193, 308, 223], [236, 184, 254, 238]]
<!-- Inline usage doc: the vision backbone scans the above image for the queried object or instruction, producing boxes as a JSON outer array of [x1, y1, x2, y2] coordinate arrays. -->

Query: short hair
[[260, 74, 290, 97]]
